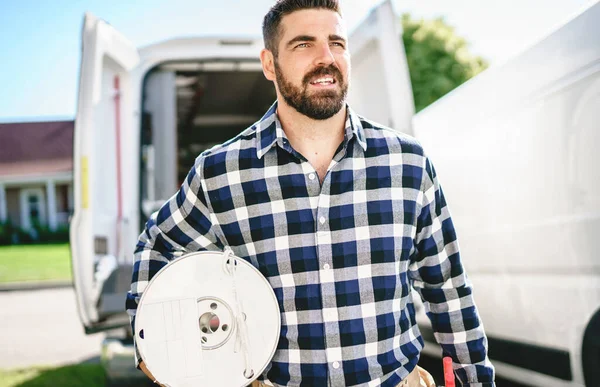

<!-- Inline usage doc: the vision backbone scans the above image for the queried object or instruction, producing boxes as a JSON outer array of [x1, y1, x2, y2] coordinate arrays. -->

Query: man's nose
[[313, 43, 335, 66]]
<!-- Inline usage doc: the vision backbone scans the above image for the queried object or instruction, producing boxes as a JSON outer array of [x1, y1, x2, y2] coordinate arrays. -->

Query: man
[[126, 0, 496, 386]]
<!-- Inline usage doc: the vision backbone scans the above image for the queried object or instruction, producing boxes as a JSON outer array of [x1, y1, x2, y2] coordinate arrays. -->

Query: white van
[[70, 0, 600, 385], [413, 2, 600, 387]]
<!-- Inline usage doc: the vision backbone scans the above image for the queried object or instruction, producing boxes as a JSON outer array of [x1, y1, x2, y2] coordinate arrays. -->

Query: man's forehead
[[280, 9, 347, 40]]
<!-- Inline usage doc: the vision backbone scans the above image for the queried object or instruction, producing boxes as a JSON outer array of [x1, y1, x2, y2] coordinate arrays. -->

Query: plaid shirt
[[126, 102, 495, 386]]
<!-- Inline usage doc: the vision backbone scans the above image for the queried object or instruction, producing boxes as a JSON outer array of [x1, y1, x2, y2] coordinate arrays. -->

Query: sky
[[0, 0, 595, 121]]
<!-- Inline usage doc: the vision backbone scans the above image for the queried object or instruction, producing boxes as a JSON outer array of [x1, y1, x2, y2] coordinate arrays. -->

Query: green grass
[[0, 364, 105, 387], [0, 244, 72, 283]]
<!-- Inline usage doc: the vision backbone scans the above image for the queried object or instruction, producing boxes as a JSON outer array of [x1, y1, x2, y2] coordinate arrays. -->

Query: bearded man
[[127, 1, 496, 386]]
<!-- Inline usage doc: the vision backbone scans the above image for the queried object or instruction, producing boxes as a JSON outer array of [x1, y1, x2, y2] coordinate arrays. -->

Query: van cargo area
[[141, 60, 276, 218]]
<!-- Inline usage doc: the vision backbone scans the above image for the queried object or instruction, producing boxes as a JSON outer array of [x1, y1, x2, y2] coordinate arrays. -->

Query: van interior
[[140, 60, 276, 219]]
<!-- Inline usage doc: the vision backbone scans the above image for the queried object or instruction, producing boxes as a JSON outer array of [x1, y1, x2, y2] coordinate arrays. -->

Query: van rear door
[[70, 13, 140, 333], [348, 0, 415, 134]]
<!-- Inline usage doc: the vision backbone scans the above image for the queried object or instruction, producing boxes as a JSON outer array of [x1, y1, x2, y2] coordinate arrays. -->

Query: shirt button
[[323, 263, 330, 270], [308, 173, 316, 180], [333, 361, 340, 369], [319, 216, 326, 224]]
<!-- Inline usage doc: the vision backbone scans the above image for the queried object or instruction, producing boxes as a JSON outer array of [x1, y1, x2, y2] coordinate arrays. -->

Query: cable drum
[[135, 249, 281, 387]]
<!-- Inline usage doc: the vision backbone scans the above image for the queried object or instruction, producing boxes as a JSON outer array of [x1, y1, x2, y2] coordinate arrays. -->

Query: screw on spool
[[243, 369, 255, 379]]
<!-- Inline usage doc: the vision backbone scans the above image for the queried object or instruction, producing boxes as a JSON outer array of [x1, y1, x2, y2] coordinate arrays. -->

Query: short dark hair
[[262, 0, 342, 57]]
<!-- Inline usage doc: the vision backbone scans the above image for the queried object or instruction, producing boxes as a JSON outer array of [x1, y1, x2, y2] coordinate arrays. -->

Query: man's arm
[[125, 156, 222, 370], [409, 155, 495, 386]]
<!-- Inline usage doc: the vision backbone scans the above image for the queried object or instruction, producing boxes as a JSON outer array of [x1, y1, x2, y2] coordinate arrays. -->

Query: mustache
[[302, 64, 342, 85]]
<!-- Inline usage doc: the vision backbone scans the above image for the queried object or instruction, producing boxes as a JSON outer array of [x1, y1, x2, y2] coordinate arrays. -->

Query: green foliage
[[401, 14, 489, 112], [34, 225, 70, 244], [0, 220, 14, 245], [0, 220, 69, 246]]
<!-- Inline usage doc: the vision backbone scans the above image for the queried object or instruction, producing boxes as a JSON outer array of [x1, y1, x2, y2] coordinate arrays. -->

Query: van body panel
[[413, 2, 600, 385], [71, 13, 140, 331], [347, 0, 414, 134]]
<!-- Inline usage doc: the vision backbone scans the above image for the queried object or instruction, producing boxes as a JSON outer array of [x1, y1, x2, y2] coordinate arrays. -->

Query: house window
[[19, 188, 46, 232], [28, 194, 41, 225]]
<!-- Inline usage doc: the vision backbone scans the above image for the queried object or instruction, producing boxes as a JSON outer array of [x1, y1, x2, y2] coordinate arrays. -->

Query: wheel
[[582, 309, 600, 387]]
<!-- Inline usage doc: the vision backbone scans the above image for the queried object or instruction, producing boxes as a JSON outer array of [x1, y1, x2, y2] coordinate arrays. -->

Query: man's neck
[[276, 100, 347, 181]]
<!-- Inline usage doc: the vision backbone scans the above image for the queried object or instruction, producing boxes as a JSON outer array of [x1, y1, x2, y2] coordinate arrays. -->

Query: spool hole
[[199, 312, 220, 334]]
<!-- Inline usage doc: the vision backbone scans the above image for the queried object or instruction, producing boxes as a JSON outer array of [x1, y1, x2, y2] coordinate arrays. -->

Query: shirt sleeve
[[125, 156, 222, 369], [409, 155, 496, 386]]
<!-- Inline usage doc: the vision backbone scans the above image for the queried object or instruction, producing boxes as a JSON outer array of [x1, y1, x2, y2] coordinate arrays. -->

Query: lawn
[[0, 244, 72, 283], [0, 364, 104, 387]]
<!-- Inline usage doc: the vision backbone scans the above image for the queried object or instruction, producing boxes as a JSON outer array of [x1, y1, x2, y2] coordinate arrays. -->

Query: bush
[[0, 220, 16, 245], [36, 224, 70, 243], [0, 220, 69, 245]]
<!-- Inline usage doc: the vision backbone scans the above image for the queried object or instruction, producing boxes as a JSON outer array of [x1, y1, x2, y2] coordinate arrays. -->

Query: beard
[[274, 61, 348, 120]]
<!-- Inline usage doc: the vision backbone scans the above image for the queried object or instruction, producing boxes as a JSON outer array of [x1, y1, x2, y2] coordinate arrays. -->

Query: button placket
[[312, 179, 341, 384]]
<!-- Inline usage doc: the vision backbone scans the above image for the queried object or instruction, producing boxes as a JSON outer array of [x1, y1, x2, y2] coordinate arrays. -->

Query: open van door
[[70, 13, 140, 333], [348, 0, 415, 134]]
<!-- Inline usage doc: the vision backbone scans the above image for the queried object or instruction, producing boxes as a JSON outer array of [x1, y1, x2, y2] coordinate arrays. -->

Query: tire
[[582, 309, 600, 387]]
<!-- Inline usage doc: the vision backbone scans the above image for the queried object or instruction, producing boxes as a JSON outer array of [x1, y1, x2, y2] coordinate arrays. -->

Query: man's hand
[[139, 361, 163, 386], [417, 365, 437, 387]]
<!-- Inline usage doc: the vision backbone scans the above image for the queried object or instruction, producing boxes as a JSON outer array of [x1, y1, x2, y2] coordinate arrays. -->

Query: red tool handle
[[443, 357, 455, 387]]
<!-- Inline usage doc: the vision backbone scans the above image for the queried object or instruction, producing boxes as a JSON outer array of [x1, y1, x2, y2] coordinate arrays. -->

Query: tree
[[401, 14, 489, 112]]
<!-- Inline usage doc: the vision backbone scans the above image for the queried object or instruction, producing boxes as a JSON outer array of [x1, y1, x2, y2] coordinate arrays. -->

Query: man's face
[[272, 9, 350, 120]]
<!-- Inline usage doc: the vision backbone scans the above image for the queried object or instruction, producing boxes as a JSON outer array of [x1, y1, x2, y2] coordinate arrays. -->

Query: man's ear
[[260, 48, 276, 82]]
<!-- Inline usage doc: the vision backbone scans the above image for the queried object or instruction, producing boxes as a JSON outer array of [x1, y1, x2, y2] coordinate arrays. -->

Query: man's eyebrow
[[286, 34, 347, 47], [286, 35, 316, 47], [329, 34, 346, 43]]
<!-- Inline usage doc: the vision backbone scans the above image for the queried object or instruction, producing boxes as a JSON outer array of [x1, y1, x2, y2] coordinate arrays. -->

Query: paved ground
[[0, 287, 104, 369]]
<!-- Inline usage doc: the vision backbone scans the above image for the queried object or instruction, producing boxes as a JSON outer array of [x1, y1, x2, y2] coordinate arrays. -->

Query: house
[[0, 120, 73, 233]]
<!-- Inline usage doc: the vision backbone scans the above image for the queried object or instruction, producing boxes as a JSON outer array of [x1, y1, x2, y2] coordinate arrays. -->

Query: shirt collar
[[255, 101, 367, 159]]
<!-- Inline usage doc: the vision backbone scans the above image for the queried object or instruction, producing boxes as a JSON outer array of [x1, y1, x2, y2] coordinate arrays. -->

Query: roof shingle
[[0, 120, 73, 177]]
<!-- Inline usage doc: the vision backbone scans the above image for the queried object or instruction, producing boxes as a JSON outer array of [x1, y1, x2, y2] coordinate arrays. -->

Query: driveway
[[0, 287, 104, 369]]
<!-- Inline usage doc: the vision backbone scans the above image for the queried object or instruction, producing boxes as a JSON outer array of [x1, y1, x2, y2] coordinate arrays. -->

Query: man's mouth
[[309, 76, 336, 86]]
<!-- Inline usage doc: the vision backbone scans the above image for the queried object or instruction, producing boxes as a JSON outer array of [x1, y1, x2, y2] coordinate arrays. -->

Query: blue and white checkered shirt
[[126, 102, 495, 386]]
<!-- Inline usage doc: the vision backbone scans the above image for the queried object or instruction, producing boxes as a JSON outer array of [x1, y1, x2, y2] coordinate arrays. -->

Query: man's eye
[[296, 43, 309, 48], [331, 42, 345, 48]]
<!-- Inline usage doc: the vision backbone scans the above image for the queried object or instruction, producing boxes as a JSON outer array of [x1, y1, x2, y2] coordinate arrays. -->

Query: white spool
[[135, 250, 281, 387]]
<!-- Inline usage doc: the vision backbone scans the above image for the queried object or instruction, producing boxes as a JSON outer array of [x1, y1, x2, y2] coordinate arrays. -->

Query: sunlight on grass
[[0, 244, 72, 283], [0, 363, 104, 387]]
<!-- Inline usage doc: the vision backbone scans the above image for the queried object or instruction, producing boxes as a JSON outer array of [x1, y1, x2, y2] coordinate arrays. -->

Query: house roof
[[0, 120, 73, 177]]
